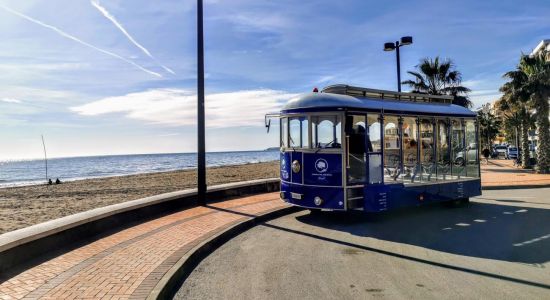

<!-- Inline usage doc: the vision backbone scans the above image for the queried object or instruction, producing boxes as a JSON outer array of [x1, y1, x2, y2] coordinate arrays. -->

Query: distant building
[[531, 39, 550, 60]]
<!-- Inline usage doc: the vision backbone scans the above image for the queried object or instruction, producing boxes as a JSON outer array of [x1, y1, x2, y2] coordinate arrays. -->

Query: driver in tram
[[349, 125, 367, 181]]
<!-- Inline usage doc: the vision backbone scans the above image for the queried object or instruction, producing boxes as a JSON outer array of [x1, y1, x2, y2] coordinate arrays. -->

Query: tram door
[[364, 114, 388, 212], [346, 114, 367, 209], [366, 114, 383, 185], [346, 113, 385, 185], [346, 115, 367, 185]]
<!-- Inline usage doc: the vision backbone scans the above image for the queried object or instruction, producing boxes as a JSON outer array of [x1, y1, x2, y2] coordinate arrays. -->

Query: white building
[[531, 39, 550, 59]]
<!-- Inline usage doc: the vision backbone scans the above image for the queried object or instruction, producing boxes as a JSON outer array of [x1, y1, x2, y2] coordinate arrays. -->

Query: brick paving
[[1, 161, 547, 299], [481, 159, 550, 187], [0, 192, 286, 300]]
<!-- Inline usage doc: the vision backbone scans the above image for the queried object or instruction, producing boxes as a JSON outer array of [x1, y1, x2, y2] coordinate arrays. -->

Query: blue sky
[[0, 0, 548, 159]]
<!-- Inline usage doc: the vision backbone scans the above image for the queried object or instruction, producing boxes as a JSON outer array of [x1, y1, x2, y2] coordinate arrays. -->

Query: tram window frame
[[436, 119, 451, 181], [451, 119, 466, 179], [419, 118, 435, 182], [383, 115, 401, 181], [312, 115, 342, 149], [347, 114, 367, 184], [287, 116, 310, 149], [281, 117, 288, 148], [367, 114, 382, 153], [401, 116, 419, 182], [465, 119, 480, 178]]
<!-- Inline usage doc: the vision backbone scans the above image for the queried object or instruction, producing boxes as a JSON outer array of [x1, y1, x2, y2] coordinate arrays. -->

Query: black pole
[[395, 41, 401, 92], [197, 0, 206, 205]]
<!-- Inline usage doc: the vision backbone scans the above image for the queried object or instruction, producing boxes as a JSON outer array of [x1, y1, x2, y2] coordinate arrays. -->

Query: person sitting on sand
[[55, 178, 62, 184], [48, 178, 53, 185]]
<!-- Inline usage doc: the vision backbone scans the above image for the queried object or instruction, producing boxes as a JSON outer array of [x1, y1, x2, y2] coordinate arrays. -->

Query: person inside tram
[[349, 125, 366, 181], [403, 139, 418, 181]]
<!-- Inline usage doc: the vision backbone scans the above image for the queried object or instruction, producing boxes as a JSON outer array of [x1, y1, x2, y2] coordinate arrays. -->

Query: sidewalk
[[0, 192, 286, 300], [481, 159, 550, 188]]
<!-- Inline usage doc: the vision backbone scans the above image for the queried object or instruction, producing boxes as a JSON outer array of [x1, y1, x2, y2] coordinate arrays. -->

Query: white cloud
[[212, 11, 292, 34], [158, 133, 181, 137], [70, 89, 296, 128], [0, 62, 89, 72], [314, 75, 336, 85], [1, 98, 22, 103], [469, 89, 502, 109]]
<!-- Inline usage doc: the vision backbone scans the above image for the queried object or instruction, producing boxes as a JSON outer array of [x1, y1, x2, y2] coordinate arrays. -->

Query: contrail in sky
[[91, 0, 176, 75], [0, 4, 162, 78]]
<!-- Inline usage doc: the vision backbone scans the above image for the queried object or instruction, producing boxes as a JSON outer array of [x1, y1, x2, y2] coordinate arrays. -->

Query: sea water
[[0, 150, 279, 188]]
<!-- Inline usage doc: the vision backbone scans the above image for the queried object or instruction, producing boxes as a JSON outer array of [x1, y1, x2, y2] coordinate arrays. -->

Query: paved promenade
[[0, 192, 285, 300], [1, 161, 549, 299], [481, 159, 550, 188]]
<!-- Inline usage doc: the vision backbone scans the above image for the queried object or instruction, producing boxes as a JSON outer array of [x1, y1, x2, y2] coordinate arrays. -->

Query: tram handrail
[[321, 84, 454, 104]]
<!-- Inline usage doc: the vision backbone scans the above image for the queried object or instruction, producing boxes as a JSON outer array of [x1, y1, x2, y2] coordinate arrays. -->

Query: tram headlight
[[291, 160, 301, 173], [314, 196, 324, 206]]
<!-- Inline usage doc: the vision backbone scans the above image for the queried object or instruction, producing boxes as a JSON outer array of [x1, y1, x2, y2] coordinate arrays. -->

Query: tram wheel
[[459, 197, 470, 205], [444, 198, 470, 208], [309, 209, 323, 216]]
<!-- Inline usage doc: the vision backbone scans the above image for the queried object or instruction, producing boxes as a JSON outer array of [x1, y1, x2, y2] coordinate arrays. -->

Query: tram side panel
[[363, 179, 482, 212], [280, 152, 345, 210]]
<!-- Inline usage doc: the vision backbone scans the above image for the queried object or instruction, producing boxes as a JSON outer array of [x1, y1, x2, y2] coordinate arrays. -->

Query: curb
[[482, 184, 550, 191], [147, 205, 301, 300], [0, 178, 280, 273]]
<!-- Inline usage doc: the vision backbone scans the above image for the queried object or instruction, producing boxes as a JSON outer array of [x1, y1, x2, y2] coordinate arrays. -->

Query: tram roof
[[282, 85, 476, 117]]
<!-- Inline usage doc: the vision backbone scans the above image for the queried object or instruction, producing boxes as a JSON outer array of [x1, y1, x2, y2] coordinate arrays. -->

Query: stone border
[[0, 178, 280, 273], [146, 205, 300, 300]]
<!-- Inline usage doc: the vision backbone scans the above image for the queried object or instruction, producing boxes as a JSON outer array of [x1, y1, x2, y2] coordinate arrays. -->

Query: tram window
[[367, 115, 381, 152], [312, 116, 341, 148], [465, 120, 480, 177], [289, 117, 309, 148], [402, 117, 418, 182], [302, 118, 309, 148], [451, 119, 465, 179], [289, 118, 301, 148], [437, 120, 451, 180], [281, 117, 288, 148], [384, 116, 401, 181], [419, 119, 435, 182]]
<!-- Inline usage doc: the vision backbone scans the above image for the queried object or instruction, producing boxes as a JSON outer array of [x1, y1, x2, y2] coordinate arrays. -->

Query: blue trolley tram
[[268, 84, 481, 213]]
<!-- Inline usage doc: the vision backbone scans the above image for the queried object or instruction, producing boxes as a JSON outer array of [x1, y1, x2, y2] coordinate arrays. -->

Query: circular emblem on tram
[[315, 158, 329, 173], [291, 160, 301, 173]]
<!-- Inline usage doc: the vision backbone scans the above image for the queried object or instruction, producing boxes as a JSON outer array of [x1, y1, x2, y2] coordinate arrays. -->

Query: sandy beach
[[0, 161, 278, 234]]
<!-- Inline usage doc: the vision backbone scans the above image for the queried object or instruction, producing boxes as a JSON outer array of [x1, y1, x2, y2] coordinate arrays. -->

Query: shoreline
[[0, 159, 278, 189], [0, 161, 279, 234]]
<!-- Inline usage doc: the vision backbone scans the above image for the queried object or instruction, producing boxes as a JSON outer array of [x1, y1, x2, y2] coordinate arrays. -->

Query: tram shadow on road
[[295, 201, 550, 264]]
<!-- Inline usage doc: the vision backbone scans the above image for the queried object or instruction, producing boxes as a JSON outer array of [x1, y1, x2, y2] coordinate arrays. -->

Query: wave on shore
[[0, 150, 279, 188]]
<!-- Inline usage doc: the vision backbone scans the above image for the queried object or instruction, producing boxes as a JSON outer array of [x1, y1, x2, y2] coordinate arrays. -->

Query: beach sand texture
[[0, 161, 278, 234]]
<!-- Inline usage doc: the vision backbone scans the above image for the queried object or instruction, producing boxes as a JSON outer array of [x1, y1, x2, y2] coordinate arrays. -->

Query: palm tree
[[498, 80, 533, 168], [402, 57, 473, 108], [477, 108, 501, 150], [504, 50, 550, 173]]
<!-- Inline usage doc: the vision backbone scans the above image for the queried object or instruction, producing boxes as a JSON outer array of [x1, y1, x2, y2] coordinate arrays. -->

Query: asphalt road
[[174, 188, 550, 299]]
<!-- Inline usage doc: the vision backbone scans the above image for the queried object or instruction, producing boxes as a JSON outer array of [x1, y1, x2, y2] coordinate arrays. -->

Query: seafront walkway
[[1, 161, 550, 299], [0, 192, 286, 300], [481, 159, 550, 188]]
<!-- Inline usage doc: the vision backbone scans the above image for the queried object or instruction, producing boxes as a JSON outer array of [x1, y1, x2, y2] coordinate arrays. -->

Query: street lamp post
[[197, 0, 206, 205], [384, 36, 413, 92]]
